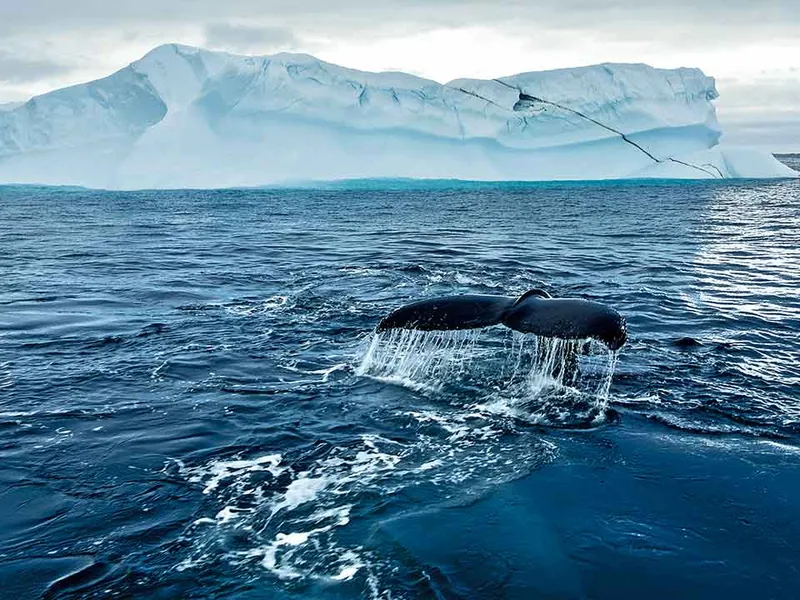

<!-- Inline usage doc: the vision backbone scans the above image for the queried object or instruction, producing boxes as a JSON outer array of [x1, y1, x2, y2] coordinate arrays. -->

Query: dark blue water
[[1, 173, 799, 599]]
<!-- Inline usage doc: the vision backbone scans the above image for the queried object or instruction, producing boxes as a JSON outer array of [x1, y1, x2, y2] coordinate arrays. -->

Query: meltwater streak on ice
[[358, 328, 619, 425]]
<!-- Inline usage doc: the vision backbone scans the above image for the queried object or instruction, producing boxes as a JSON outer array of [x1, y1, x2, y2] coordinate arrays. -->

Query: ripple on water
[[173, 407, 556, 590], [1, 180, 799, 597]]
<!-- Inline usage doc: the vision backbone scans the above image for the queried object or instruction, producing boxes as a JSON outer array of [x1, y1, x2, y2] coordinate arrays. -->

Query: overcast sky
[[1, 0, 797, 150]]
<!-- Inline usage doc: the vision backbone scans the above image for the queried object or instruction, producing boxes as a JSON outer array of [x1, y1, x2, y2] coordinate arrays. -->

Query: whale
[[376, 289, 627, 351]]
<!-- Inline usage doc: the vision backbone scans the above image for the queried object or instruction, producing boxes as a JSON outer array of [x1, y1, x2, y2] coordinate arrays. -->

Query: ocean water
[[1, 169, 799, 598]]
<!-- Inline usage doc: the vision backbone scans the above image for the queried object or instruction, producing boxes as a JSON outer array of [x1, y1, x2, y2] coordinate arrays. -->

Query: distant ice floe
[[0, 44, 794, 188]]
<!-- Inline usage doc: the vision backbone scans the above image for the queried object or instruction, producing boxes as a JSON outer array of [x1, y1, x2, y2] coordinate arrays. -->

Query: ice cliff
[[0, 44, 795, 188]]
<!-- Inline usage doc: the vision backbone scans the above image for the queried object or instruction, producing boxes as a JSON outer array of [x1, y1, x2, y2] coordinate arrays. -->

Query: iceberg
[[0, 44, 795, 189]]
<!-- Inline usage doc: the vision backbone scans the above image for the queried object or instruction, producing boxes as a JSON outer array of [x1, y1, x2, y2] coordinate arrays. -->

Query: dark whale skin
[[377, 291, 627, 351]]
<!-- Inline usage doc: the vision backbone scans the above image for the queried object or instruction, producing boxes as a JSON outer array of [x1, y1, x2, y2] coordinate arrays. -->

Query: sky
[[1, 0, 797, 151]]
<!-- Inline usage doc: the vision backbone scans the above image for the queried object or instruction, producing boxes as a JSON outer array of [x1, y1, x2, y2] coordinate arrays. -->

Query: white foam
[[330, 551, 364, 581], [271, 473, 330, 515], [339, 266, 380, 277], [225, 296, 290, 316], [279, 362, 350, 383], [175, 555, 211, 572], [174, 385, 560, 590], [183, 453, 284, 495], [215, 506, 248, 524], [151, 360, 169, 380], [416, 459, 444, 472]]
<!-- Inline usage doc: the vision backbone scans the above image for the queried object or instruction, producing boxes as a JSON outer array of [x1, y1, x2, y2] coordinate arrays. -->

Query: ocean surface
[[1, 163, 799, 599]]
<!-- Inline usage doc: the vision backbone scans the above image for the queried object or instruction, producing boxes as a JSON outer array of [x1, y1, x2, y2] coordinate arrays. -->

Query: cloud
[[715, 76, 800, 151], [720, 117, 800, 153], [717, 77, 800, 112], [205, 23, 298, 53], [0, 51, 72, 83], [2, 1, 798, 58], [1, 0, 798, 39]]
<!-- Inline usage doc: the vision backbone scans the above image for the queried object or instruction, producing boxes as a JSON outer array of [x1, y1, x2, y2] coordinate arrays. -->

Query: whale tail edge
[[376, 291, 627, 351]]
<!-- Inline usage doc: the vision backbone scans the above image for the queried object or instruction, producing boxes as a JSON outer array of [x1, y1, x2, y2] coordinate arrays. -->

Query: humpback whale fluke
[[376, 291, 627, 351]]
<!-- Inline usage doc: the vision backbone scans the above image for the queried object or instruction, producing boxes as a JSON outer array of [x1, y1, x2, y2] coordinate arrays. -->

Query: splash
[[174, 420, 555, 590], [358, 328, 619, 426], [175, 435, 401, 582], [357, 328, 484, 390]]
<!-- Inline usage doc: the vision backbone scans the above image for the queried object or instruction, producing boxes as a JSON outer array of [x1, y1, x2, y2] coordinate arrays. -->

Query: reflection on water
[[0, 177, 798, 598], [678, 183, 800, 425]]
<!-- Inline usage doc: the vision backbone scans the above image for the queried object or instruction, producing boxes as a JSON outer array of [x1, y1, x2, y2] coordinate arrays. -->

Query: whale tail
[[376, 291, 627, 351]]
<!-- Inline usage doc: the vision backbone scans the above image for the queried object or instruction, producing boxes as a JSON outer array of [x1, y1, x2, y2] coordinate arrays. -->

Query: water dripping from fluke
[[357, 328, 620, 428], [356, 328, 484, 392]]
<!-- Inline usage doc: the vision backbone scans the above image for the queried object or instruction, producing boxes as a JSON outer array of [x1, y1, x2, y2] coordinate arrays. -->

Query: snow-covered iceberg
[[0, 44, 795, 188]]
